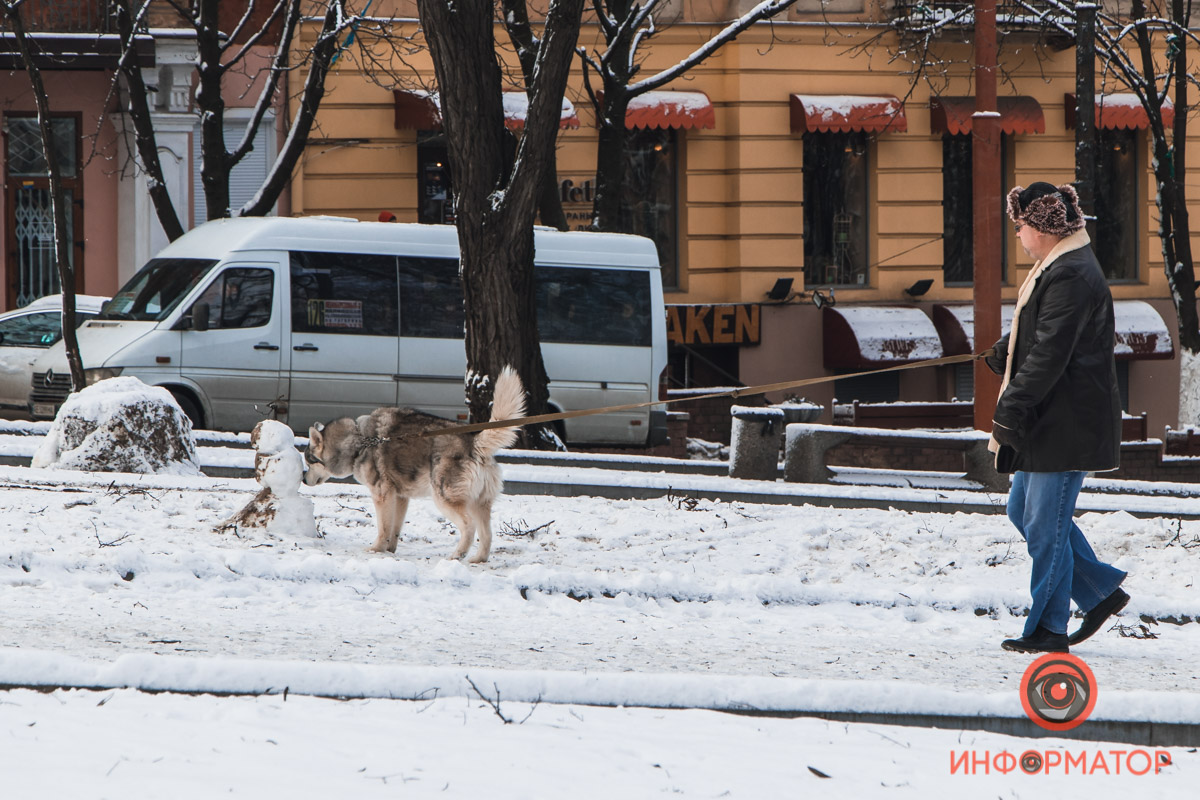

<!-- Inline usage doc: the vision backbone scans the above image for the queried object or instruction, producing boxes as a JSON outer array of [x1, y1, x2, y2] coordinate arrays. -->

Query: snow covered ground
[[2, 446, 1200, 796]]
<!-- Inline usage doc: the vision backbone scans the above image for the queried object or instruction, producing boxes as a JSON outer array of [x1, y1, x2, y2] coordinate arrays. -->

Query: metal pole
[[1075, 3, 1098, 221], [973, 0, 1002, 430]]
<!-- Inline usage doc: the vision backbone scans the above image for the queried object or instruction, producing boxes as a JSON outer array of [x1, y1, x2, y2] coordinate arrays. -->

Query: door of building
[[4, 114, 83, 309]]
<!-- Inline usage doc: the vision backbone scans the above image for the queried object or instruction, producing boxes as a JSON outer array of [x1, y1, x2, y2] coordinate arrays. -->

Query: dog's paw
[[466, 552, 489, 564]]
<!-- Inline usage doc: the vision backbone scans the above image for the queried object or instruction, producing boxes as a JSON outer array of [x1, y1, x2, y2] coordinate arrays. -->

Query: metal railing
[[892, 0, 1071, 27]]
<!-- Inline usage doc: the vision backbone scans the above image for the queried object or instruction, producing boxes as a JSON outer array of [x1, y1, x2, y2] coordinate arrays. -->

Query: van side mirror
[[191, 301, 210, 332]]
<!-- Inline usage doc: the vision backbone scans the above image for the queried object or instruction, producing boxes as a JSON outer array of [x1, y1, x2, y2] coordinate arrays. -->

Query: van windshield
[[97, 258, 218, 322]]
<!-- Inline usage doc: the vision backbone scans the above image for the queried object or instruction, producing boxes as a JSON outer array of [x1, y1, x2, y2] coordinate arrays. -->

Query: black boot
[[1001, 625, 1068, 654], [1067, 588, 1130, 646]]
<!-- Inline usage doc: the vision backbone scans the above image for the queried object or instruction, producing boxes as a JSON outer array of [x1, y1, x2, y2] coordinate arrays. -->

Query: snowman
[[219, 419, 318, 538]]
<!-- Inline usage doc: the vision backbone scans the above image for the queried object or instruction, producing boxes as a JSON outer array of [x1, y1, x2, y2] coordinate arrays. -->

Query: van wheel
[[169, 391, 204, 430]]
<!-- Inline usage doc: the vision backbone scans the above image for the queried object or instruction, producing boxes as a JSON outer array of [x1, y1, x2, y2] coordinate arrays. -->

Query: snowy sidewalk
[[2, 458, 1200, 748]]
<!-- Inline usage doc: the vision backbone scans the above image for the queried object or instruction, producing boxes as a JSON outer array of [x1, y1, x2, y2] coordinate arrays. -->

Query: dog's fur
[[302, 367, 526, 563]]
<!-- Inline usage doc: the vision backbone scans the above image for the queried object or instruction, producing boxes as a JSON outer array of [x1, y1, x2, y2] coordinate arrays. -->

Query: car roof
[[2, 294, 109, 317], [155, 217, 663, 269]]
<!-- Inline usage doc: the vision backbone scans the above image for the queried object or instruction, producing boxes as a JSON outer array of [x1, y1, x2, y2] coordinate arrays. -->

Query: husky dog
[[302, 367, 526, 563]]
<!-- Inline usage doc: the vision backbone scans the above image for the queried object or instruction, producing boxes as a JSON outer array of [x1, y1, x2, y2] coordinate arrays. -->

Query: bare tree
[[500, 0, 571, 230], [115, 0, 403, 238], [417, 0, 585, 449], [1014, 0, 1200, 421], [0, 0, 85, 389], [577, 0, 801, 232]]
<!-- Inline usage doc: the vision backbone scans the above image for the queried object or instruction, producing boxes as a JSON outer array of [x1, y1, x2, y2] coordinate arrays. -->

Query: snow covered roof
[[823, 305, 943, 369], [789, 95, 907, 134], [392, 89, 579, 131], [932, 301, 1173, 361], [1064, 92, 1175, 130]]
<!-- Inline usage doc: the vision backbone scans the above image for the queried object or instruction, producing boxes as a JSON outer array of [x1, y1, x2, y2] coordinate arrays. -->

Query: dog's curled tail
[[475, 366, 527, 455]]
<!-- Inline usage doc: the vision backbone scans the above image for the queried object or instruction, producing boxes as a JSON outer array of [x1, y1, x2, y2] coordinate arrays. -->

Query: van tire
[[169, 390, 204, 430]]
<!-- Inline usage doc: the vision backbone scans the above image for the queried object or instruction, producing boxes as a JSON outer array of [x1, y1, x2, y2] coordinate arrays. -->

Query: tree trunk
[[589, 90, 630, 232], [499, 0, 569, 231], [4, 4, 85, 390], [114, 0, 185, 242], [417, 0, 583, 449], [196, 0, 232, 222], [241, 0, 341, 217]]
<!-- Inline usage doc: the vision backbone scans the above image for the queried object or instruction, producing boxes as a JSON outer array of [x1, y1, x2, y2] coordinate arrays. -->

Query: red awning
[[823, 305, 943, 369], [929, 96, 1045, 135], [932, 301, 1173, 361], [622, 91, 715, 130], [790, 95, 907, 134], [1064, 93, 1175, 130], [393, 90, 580, 131]]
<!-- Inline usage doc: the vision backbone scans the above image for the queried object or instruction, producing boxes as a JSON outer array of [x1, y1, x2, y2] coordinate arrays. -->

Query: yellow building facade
[[290, 1, 1185, 434]]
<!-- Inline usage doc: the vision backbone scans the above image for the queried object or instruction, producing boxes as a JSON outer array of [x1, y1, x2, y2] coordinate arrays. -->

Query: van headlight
[[84, 367, 124, 386]]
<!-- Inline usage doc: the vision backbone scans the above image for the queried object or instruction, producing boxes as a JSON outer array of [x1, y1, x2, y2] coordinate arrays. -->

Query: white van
[[29, 217, 668, 446]]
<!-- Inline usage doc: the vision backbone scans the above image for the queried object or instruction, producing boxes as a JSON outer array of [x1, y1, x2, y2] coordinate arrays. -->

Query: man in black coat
[[985, 182, 1130, 654]]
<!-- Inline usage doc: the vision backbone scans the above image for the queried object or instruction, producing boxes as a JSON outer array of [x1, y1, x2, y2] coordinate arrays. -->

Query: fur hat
[[1006, 182, 1085, 237]]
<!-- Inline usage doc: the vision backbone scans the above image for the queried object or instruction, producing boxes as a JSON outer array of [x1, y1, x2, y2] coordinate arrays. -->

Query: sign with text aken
[[667, 304, 761, 346]]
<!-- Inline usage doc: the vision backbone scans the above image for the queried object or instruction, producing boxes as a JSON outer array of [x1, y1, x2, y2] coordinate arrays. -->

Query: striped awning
[[623, 91, 715, 130], [393, 90, 580, 131], [823, 305, 943, 369], [790, 95, 907, 134], [930, 96, 1046, 135], [1064, 93, 1175, 130]]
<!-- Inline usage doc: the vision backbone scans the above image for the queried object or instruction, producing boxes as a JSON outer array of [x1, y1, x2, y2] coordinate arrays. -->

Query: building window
[[417, 132, 454, 225], [191, 117, 275, 226], [1095, 128, 1138, 282], [942, 133, 1008, 285], [620, 128, 679, 289], [804, 131, 868, 287], [5, 114, 82, 308]]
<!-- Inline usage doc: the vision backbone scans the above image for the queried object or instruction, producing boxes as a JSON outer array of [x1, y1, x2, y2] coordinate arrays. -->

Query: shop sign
[[667, 304, 761, 346]]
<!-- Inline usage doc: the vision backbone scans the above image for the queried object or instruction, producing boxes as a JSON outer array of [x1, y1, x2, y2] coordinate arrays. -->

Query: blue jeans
[[1007, 471, 1126, 637]]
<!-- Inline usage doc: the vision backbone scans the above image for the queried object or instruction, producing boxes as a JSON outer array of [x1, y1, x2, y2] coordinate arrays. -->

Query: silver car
[[0, 294, 109, 413]]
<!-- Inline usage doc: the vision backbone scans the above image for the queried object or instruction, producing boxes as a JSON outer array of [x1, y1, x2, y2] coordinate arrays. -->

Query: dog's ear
[[250, 421, 263, 448], [309, 424, 324, 449]]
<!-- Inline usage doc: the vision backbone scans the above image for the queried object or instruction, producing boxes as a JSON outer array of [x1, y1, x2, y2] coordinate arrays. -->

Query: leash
[[419, 349, 996, 439]]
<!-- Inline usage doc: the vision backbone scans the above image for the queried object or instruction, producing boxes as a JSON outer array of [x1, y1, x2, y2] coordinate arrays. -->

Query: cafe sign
[[667, 304, 761, 346]]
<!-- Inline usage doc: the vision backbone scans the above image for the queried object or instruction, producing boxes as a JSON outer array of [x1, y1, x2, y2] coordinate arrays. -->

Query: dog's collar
[[357, 435, 391, 450]]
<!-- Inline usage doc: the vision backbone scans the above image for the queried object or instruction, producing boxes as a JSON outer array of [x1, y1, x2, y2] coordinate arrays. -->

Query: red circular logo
[[1019, 653, 1097, 731]]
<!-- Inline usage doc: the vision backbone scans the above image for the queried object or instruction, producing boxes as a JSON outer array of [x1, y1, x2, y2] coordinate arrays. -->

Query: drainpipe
[[1075, 4, 1098, 222], [973, 0, 1003, 431]]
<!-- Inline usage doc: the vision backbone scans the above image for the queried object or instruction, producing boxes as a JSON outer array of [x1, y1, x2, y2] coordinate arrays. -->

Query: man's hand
[[983, 347, 1006, 375], [992, 421, 1020, 449]]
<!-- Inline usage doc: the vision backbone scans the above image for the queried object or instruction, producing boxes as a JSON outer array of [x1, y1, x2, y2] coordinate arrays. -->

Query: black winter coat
[[988, 242, 1121, 473]]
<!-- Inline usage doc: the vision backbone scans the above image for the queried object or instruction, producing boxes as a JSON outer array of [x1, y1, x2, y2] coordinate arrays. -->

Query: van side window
[[290, 252, 399, 337], [536, 267, 652, 347], [398, 256, 463, 338], [192, 268, 274, 329]]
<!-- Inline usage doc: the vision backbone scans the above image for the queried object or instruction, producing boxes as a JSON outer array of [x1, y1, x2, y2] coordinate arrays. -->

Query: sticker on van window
[[307, 299, 364, 329], [108, 293, 137, 314]]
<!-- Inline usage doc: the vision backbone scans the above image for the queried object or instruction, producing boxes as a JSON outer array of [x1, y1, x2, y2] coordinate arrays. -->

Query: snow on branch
[[627, 0, 798, 96]]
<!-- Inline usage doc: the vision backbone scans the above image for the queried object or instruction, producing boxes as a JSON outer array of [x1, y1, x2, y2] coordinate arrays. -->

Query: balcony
[[0, 0, 156, 71], [4, 0, 115, 34], [893, 0, 1076, 34]]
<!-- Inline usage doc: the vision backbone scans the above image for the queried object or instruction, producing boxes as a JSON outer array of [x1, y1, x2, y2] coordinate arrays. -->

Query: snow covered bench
[[783, 423, 1009, 493]]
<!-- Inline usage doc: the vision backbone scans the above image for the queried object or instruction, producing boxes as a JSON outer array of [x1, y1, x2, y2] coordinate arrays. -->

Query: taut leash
[[419, 349, 995, 438]]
